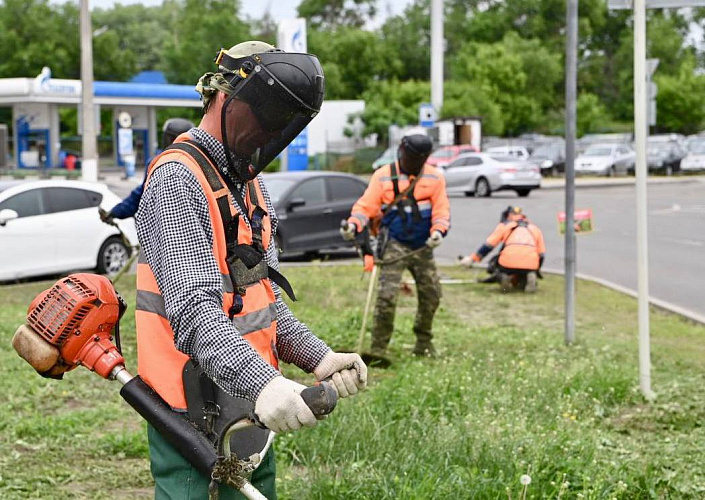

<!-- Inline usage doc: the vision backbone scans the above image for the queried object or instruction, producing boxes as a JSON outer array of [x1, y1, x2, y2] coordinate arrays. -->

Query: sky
[[78, 0, 414, 28]]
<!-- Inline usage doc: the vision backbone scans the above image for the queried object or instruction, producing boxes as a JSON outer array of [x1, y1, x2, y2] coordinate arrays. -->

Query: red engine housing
[[27, 273, 126, 379]]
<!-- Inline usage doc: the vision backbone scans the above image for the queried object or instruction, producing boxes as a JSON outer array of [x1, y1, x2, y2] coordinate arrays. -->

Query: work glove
[[459, 253, 481, 268], [459, 255, 475, 268], [314, 351, 368, 398], [340, 220, 357, 242], [254, 376, 318, 433], [425, 230, 444, 249]]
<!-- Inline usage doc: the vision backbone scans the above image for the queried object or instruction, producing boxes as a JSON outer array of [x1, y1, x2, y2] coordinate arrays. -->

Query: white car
[[681, 139, 705, 172], [440, 152, 539, 197], [574, 143, 635, 176], [0, 180, 138, 281], [485, 145, 531, 161]]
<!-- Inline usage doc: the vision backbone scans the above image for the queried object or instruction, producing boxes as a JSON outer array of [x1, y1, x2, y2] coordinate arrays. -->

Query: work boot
[[412, 342, 437, 358], [361, 348, 393, 369], [499, 273, 512, 293], [525, 271, 538, 293]]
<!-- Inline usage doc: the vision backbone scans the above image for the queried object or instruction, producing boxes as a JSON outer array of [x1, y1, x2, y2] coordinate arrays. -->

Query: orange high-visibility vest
[[496, 221, 544, 271], [135, 134, 278, 410]]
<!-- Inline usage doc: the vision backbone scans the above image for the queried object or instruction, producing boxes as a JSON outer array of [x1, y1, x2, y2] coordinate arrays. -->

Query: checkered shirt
[[136, 128, 330, 403]]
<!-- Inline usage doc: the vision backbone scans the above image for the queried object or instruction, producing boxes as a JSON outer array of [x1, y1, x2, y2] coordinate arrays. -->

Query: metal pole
[[80, 0, 98, 182], [430, 0, 444, 113], [564, 0, 578, 345], [633, 0, 653, 399]]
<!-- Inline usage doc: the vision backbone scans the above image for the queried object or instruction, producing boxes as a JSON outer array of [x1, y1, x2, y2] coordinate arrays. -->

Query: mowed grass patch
[[0, 267, 702, 499]]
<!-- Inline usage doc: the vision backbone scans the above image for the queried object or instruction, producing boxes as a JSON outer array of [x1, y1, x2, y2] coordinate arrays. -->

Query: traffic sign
[[419, 103, 437, 128]]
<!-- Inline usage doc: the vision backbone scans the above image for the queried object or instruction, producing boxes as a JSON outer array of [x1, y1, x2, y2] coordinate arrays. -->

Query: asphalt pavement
[[104, 171, 705, 318], [435, 177, 705, 318]]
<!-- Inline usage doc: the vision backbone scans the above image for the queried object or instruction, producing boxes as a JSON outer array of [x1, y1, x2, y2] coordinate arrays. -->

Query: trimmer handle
[[301, 380, 338, 417], [250, 380, 338, 429]]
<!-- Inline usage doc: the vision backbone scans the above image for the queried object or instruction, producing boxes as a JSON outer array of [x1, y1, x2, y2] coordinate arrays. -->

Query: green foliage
[[160, 0, 251, 86], [357, 80, 430, 140], [577, 93, 611, 137], [297, 0, 377, 30], [655, 59, 705, 135]]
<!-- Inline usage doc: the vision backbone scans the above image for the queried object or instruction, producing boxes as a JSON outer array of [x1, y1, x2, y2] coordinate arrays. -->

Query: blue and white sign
[[278, 19, 309, 170], [118, 128, 134, 156], [287, 128, 309, 171], [419, 103, 437, 128]]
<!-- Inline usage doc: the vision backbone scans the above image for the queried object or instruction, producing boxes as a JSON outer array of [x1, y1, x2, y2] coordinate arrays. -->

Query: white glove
[[314, 352, 368, 398], [426, 230, 444, 249], [340, 221, 357, 242], [254, 376, 317, 433], [459, 255, 475, 268]]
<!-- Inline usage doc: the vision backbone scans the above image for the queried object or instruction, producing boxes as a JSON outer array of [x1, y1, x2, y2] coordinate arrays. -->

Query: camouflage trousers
[[371, 239, 441, 353]]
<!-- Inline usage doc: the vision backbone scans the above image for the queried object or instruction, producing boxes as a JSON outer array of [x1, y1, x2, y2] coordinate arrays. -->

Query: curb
[[540, 177, 700, 190], [541, 266, 705, 326]]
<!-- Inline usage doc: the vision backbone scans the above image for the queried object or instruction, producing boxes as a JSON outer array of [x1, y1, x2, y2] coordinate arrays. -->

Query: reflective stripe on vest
[[136, 134, 278, 410]]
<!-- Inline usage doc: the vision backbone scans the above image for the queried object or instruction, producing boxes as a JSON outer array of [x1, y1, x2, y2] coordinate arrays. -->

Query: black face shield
[[398, 134, 433, 176], [217, 50, 325, 181]]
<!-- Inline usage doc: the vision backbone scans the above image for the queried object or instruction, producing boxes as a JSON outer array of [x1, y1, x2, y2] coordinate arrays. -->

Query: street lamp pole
[[80, 0, 98, 182], [564, 0, 578, 345]]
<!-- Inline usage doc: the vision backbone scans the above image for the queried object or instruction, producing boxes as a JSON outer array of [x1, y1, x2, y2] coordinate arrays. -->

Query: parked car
[[574, 143, 635, 176], [263, 171, 368, 256], [372, 147, 396, 170], [529, 142, 566, 176], [0, 180, 137, 282], [680, 138, 705, 172], [489, 155, 542, 197], [426, 144, 479, 168], [647, 140, 685, 175], [440, 153, 540, 197], [485, 145, 530, 161]]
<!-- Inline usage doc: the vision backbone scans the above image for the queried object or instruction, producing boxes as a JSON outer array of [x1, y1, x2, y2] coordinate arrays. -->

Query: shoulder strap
[[163, 141, 240, 246], [382, 162, 423, 218]]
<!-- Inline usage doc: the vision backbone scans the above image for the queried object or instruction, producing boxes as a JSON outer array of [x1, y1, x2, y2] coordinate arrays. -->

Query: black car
[[262, 171, 368, 257], [646, 141, 686, 175], [529, 142, 565, 176]]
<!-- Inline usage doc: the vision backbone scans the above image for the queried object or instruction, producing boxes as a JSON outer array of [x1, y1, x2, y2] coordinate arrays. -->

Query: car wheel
[[97, 236, 130, 275], [474, 177, 491, 198], [516, 189, 531, 198], [607, 166, 616, 177]]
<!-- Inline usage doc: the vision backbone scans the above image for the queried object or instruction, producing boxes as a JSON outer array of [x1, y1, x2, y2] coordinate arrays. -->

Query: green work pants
[[147, 424, 277, 500]]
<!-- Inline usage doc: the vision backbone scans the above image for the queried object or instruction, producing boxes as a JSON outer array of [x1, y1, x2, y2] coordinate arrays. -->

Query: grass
[[0, 266, 704, 499]]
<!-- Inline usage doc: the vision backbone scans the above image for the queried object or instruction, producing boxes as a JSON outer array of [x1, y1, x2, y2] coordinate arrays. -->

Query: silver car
[[439, 153, 504, 197], [575, 143, 635, 176]]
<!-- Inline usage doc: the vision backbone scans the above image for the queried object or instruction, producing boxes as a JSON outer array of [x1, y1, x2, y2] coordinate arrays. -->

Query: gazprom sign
[[277, 19, 309, 171]]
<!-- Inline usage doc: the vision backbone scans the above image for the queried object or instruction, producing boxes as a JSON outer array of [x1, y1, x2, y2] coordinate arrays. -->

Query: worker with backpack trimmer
[[341, 134, 450, 365], [134, 41, 367, 499], [460, 206, 546, 293]]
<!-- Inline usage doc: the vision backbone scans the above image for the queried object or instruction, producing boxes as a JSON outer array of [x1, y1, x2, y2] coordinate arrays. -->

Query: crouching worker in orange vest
[[460, 206, 546, 293], [135, 41, 367, 499]]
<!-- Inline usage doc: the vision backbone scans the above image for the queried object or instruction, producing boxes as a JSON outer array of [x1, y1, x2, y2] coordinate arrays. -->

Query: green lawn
[[1, 266, 703, 499]]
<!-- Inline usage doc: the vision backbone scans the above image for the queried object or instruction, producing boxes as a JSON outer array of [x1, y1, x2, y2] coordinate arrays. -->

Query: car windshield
[[584, 147, 613, 156], [263, 179, 296, 204], [430, 149, 454, 159], [689, 141, 705, 154]]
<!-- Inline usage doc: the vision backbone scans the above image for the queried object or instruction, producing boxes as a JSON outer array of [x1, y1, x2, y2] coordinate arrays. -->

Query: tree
[[577, 93, 610, 136], [297, 0, 377, 30], [655, 59, 705, 134], [356, 80, 430, 141], [92, 3, 168, 77], [160, 0, 251, 86], [0, 0, 80, 79]]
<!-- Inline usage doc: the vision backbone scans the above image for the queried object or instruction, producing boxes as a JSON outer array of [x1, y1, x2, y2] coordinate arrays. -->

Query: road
[[436, 179, 705, 317], [108, 174, 705, 317]]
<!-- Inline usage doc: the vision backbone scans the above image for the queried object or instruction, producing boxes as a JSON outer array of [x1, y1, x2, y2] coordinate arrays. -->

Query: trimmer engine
[[13, 273, 126, 379]]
